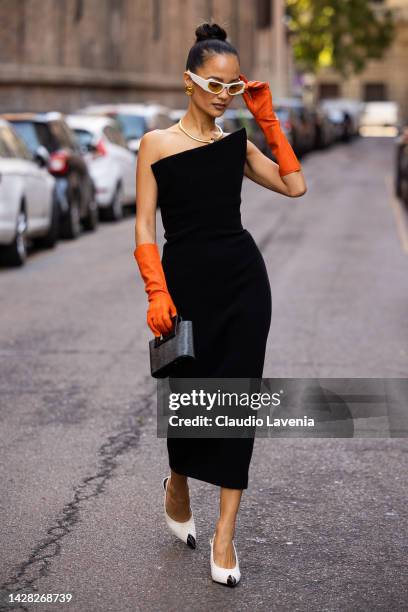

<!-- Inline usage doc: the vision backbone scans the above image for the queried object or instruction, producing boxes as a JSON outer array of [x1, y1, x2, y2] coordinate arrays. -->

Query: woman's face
[[184, 53, 241, 117]]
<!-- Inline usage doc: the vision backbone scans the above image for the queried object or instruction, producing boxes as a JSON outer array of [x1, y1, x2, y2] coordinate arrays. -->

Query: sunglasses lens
[[228, 83, 245, 95], [208, 81, 224, 94]]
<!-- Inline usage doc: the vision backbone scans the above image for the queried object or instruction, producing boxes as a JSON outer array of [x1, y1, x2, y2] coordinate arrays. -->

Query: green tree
[[286, 0, 395, 77]]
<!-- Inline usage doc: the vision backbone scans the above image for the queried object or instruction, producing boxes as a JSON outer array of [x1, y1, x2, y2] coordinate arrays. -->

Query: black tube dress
[[151, 127, 272, 489]]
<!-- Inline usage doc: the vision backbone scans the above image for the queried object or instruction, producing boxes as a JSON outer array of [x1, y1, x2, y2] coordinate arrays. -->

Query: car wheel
[[82, 185, 99, 232], [36, 194, 60, 249], [60, 191, 81, 240], [101, 182, 123, 222], [1, 205, 28, 267]]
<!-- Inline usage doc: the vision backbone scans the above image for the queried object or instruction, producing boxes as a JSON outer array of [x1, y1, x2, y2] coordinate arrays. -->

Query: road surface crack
[[0, 383, 154, 612]]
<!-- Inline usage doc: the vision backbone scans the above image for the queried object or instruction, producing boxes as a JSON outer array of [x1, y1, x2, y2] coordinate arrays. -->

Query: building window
[[256, 0, 272, 29], [364, 83, 387, 101], [319, 83, 340, 99], [153, 0, 161, 41]]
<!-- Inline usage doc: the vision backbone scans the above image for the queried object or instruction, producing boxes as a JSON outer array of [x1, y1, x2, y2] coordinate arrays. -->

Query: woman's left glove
[[239, 73, 301, 177], [133, 242, 177, 337]]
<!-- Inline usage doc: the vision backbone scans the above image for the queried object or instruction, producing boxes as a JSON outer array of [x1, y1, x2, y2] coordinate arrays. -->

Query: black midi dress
[[151, 127, 272, 489]]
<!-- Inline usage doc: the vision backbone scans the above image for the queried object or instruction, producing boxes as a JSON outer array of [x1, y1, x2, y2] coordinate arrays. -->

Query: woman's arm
[[239, 73, 307, 199], [133, 130, 177, 337], [135, 130, 161, 245], [244, 138, 307, 198]]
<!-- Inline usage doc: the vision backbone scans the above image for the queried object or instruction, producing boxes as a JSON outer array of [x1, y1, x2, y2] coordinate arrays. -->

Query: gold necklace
[[178, 118, 224, 143]]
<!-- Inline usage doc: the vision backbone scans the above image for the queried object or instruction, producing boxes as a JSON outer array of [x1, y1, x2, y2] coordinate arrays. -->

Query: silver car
[[67, 114, 136, 220], [0, 120, 57, 267]]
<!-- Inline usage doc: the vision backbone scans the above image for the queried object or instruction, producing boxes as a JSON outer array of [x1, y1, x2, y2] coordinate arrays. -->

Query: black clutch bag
[[149, 314, 196, 378]]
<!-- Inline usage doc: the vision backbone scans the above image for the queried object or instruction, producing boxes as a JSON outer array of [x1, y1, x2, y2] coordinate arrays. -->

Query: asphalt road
[[1, 136, 407, 612]]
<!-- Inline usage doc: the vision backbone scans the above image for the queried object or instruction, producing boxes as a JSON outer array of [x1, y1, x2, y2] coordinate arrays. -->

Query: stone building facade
[[0, 0, 293, 113], [314, 0, 408, 122]]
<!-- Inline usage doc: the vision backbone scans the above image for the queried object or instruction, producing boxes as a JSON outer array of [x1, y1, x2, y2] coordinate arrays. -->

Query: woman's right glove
[[133, 242, 177, 337], [239, 73, 301, 177]]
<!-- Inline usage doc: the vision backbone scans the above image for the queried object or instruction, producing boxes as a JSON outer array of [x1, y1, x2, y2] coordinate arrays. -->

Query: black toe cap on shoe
[[227, 575, 237, 587], [187, 534, 196, 549]]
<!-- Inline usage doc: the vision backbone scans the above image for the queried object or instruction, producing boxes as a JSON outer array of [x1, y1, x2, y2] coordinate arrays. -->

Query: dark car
[[395, 124, 408, 205], [2, 112, 98, 239], [308, 106, 336, 149], [273, 99, 316, 157]]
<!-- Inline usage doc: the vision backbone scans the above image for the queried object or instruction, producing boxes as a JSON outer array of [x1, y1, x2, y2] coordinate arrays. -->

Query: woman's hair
[[186, 22, 239, 72]]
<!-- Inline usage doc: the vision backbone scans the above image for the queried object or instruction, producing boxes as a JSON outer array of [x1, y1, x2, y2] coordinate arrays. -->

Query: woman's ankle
[[215, 519, 235, 541], [168, 476, 189, 501]]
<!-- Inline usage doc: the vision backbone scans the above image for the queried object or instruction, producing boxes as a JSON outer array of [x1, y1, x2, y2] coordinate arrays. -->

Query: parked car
[[309, 105, 337, 149], [78, 103, 173, 154], [320, 98, 364, 141], [66, 114, 136, 220], [360, 101, 399, 128], [323, 107, 348, 142], [395, 123, 408, 205], [0, 119, 58, 266], [2, 112, 98, 239], [273, 98, 316, 156]]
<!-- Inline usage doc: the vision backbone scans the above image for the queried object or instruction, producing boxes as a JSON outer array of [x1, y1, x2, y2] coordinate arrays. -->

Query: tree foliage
[[286, 0, 395, 77]]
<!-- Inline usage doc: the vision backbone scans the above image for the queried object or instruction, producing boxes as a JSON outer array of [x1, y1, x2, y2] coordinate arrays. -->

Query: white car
[[66, 114, 136, 220], [77, 103, 173, 154], [360, 101, 399, 128], [0, 119, 57, 267]]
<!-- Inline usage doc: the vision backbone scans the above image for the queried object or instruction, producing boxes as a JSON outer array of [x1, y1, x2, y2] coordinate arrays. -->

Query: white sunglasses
[[185, 70, 245, 96]]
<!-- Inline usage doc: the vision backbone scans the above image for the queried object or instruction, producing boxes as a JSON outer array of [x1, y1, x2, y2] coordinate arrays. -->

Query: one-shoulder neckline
[[150, 126, 246, 169]]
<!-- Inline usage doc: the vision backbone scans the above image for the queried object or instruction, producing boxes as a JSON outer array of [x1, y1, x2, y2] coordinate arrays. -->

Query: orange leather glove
[[239, 73, 301, 177], [133, 242, 177, 337]]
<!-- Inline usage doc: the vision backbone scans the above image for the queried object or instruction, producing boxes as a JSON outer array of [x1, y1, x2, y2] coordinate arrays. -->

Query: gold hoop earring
[[185, 84, 194, 96]]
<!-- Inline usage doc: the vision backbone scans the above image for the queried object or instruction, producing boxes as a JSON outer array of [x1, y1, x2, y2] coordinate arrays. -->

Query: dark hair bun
[[195, 22, 227, 43]]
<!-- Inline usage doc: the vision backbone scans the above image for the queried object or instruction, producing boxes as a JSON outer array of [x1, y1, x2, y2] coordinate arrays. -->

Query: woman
[[134, 22, 306, 587]]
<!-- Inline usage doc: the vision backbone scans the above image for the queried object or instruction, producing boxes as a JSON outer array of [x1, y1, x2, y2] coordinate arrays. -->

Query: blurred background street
[[1, 1, 407, 611]]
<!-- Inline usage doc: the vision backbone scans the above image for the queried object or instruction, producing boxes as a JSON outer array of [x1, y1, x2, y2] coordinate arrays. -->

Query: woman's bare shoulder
[[139, 127, 182, 163]]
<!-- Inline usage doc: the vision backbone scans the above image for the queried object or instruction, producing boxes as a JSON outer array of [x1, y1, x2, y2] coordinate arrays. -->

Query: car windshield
[[11, 120, 60, 153], [115, 114, 147, 140], [10, 121, 41, 151], [73, 129, 94, 148]]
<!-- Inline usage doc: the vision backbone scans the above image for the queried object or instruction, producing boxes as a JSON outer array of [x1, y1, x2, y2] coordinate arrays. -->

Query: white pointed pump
[[162, 476, 196, 549], [210, 532, 241, 587]]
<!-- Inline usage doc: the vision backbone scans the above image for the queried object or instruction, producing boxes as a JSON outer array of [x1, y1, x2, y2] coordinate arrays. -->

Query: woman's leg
[[213, 487, 243, 568], [165, 469, 192, 522]]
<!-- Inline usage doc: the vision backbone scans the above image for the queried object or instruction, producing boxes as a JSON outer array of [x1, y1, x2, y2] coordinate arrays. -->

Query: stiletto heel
[[162, 476, 196, 548], [210, 532, 241, 586]]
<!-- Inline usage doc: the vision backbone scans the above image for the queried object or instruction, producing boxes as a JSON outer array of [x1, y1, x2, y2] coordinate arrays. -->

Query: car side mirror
[[34, 145, 50, 167]]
